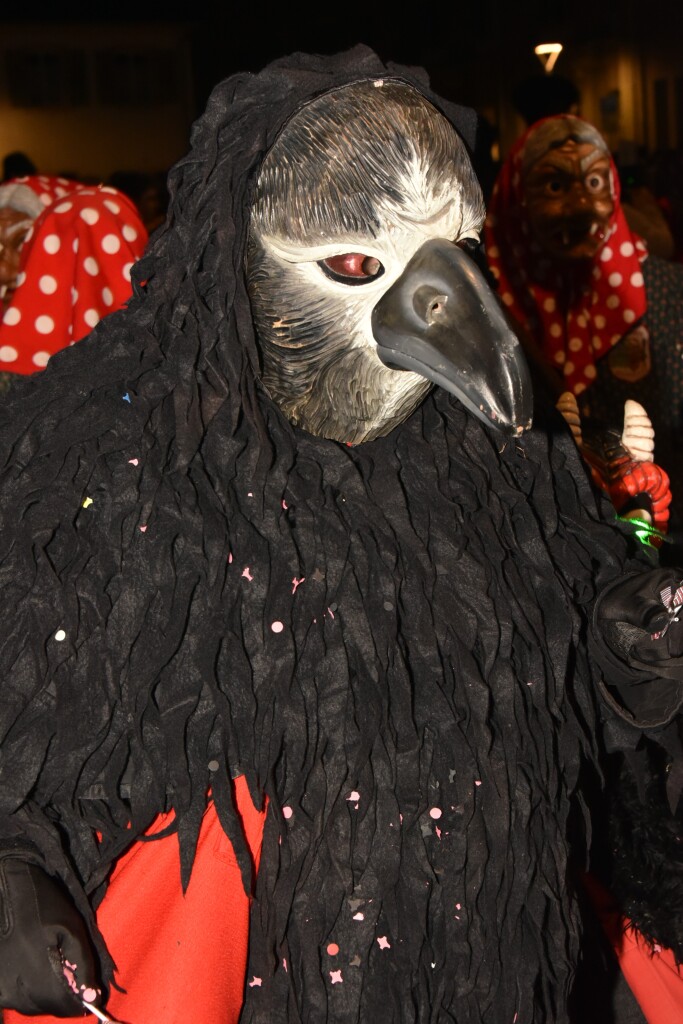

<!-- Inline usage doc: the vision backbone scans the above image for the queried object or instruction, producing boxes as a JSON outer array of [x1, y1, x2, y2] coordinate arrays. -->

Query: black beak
[[371, 238, 533, 435]]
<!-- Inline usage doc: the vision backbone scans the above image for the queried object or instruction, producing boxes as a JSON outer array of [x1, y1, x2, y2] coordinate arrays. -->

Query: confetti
[[377, 936, 391, 950], [292, 576, 305, 593], [429, 807, 442, 819], [242, 567, 253, 581], [248, 977, 262, 988], [139, 525, 147, 533], [122, 393, 131, 403], [282, 499, 288, 509], [282, 806, 293, 819], [55, 629, 66, 642], [330, 970, 343, 984], [346, 791, 360, 802], [128, 458, 139, 466], [474, 780, 482, 787], [353, 912, 364, 921], [271, 621, 284, 633], [327, 943, 339, 956], [82, 497, 93, 508]]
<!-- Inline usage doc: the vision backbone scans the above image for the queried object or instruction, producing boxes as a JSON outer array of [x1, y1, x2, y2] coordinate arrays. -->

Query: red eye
[[319, 253, 384, 285]]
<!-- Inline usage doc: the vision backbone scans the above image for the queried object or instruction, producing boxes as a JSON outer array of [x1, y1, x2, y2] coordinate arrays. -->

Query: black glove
[[0, 857, 101, 1016], [592, 569, 683, 728]]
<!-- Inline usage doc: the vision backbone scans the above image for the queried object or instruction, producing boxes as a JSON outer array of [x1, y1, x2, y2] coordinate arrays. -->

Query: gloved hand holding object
[[0, 856, 102, 1017]]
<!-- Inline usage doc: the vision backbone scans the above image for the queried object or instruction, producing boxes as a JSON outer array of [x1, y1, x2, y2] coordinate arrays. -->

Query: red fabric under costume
[[4, 775, 266, 1024], [485, 116, 648, 397], [0, 176, 147, 375], [584, 873, 683, 1024]]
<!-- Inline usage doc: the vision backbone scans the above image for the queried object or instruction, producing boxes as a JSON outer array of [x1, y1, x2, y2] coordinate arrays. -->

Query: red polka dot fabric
[[0, 176, 147, 375], [485, 116, 648, 397]]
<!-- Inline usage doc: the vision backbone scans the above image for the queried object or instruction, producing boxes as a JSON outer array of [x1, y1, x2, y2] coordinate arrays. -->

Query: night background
[[1, 0, 682, 199]]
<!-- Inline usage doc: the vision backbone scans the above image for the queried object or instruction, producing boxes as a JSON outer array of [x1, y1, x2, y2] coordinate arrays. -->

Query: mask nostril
[[412, 285, 449, 325]]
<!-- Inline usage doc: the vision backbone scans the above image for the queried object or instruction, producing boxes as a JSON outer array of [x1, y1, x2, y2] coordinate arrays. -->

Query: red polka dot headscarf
[[0, 176, 147, 375], [485, 115, 648, 396]]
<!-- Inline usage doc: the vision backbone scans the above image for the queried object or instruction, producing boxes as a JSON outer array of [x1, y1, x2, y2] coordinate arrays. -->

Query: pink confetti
[[139, 525, 147, 533], [654, 943, 662, 953], [128, 458, 139, 466], [247, 492, 253, 497], [282, 958, 288, 972], [327, 606, 335, 619], [242, 567, 253, 581], [429, 807, 442, 819], [292, 576, 305, 593], [282, 499, 288, 509], [474, 780, 482, 787], [228, 552, 233, 564], [248, 977, 262, 988], [513, 1014, 518, 1023], [435, 826, 442, 839], [377, 936, 391, 950], [353, 912, 364, 921], [82, 988, 98, 1002], [330, 970, 343, 984], [271, 621, 284, 633], [327, 943, 339, 956], [282, 806, 293, 819], [347, 791, 360, 802], [455, 903, 461, 910]]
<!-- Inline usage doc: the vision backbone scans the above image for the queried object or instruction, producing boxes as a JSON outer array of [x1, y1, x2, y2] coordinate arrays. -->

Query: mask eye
[[545, 178, 564, 196], [319, 253, 384, 285], [585, 171, 607, 194]]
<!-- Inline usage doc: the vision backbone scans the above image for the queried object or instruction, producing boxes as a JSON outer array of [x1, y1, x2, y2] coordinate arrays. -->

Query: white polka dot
[[630, 271, 644, 288], [84, 309, 100, 328], [550, 323, 563, 338], [55, 201, 73, 214], [56, 177, 69, 184], [543, 297, 556, 312], [15, 272, 26, 288], [73, 237, 79, 254], [103, 200, 121, 215], [592, 266, 602, 280], [35, 315, 54, 335], [83, 256, 99, 276], [39, 274, 57, 295], [54, 187, 67, 198], [623, 309, 636, 323], [122, 224, 138, 243], [600, 246, 613, 262], [101, 233, 121, 254], [54, 629, 66, 642], [554, 351, 566, 364], [564, 360, 575, 375], [71, 287, 78, 305], [24, 228, 33, 244], [501, 292, 514, 306], [606, 295, 620, 309], [576, 314, 587, 328], [32, 350, 50, 367], [100, 186, 118, 195], [620, 241, 635, 257], [569, 337, 583, 352], [584, 364, 597, 379], [594, 315, 606, 329], [593, 336, 603, 349], [3, 307, 21, 326], [80, 207, 99, 225], [43, 234, 60, 254], [0, 345, 18, 362], [39, 192, 52, 206], [122, 263, 133, 281], [574, 382, 587, 394], [102, 286, 114, 307], [608, 272, 623, 287]]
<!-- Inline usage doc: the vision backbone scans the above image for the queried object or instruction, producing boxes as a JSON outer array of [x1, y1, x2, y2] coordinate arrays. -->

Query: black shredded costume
[[0, 47, 680, 1024]]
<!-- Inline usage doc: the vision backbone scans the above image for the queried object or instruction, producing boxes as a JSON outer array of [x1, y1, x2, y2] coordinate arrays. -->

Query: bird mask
[[247, 79, 533, 445]]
